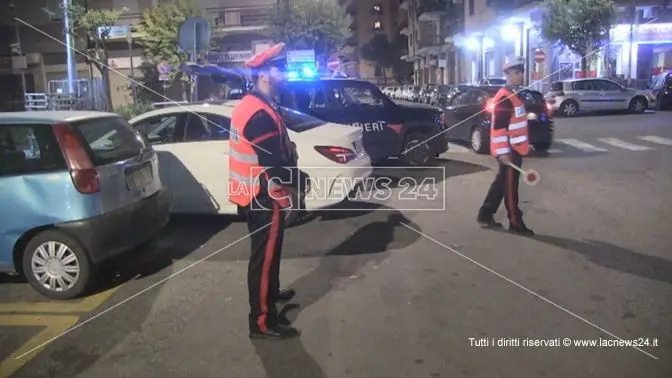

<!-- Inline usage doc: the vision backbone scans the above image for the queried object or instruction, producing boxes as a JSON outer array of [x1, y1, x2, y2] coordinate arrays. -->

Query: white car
[[128, 101, 373, 225]]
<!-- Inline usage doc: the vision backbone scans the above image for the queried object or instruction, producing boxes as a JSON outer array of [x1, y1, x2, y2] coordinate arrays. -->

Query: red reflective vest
[[489, 87, 530, 157], [228, 94, 292, 207]]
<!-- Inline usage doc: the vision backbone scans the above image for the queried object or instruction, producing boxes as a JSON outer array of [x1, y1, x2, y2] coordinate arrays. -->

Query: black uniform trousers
[[478, 152, 524, 226], [241, 194, 285, 333]]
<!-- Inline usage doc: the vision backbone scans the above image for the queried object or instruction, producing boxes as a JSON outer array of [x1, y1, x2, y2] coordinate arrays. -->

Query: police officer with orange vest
[[229, 43, 301, 339], [477, 56, 534, 236]]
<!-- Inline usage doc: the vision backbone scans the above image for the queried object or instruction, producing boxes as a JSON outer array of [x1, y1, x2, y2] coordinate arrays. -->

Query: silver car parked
[[544, 78, 656, 117]]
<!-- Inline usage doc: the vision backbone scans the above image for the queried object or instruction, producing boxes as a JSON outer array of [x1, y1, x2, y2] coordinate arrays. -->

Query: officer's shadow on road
[[534, 234, 672, 286], [374, 157, 488, 184], [251, 212, 422, 378]]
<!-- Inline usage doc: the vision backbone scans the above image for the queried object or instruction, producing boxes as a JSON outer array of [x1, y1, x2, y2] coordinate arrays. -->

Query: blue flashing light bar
[[287, 62, 317, 80]]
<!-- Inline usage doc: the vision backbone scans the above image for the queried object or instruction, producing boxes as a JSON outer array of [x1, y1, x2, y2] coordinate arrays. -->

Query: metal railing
[[24, 93, 49, 111]]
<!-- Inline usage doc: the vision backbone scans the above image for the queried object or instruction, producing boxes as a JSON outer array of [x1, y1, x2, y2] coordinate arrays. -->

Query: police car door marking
[[351, 121, 386, 132]]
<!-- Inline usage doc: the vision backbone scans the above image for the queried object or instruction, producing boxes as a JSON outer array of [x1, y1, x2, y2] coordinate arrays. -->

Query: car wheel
[[22, 230, 94, 300], [470, 126, 489, 154], [533, 142, 551, 151], [401, 133, 433, 166], [628, 96, 647, 114], [559, 100, 578, 117]]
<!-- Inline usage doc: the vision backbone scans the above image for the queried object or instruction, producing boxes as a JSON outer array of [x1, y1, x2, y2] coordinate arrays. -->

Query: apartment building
[[454, 0, 672, 90], [340, 0, 403, 82], [398, 0, 463, 86], [0, 0, 277, 109]]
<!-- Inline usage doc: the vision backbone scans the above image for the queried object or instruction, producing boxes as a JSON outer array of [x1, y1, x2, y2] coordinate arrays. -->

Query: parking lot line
[[0, 286, 121, 314], [0, 314, 79, 377]]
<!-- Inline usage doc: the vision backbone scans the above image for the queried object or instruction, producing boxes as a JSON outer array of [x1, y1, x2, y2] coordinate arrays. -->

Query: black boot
[[508, 220, 534, 236], [477, 214, 503, 229], [250, 324, 300, 340], [276, 288, 296, 303]]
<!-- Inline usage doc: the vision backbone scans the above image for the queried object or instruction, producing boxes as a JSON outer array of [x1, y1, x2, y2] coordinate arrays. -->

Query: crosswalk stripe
[[555, 138, 608, 152], [637, 136, 672, 146], [596, 137, 655, 151]]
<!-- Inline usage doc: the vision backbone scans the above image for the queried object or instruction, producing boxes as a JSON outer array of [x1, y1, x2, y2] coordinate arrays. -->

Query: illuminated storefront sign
[[611, 23, 672, 43]]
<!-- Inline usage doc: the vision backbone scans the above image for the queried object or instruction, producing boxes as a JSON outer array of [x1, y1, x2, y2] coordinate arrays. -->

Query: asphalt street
[[1, 111, 671, 378]]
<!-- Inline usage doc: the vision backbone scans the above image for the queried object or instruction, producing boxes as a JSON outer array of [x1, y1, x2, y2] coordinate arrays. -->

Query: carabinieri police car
[[184, 63, 449, 165]]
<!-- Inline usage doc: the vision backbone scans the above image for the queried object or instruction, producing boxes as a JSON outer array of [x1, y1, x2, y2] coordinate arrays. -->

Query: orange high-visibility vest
[[228, 94, 292, 207], [489, 87, 530, 157]]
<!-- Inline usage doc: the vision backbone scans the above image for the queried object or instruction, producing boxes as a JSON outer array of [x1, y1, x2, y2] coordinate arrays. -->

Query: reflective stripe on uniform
[[508, 120, 527, 130], [495, 147, 511, 155], [230, 148, 259, 164], [491, 135, 509, 143], [510, 135, 528, 144], [229, 171, 258, 186]]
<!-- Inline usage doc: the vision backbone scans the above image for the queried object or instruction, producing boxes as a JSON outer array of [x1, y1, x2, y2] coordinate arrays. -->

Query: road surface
[[1, 111, 671, 378]]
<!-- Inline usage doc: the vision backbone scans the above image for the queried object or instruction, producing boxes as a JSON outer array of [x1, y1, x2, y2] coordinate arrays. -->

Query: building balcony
[[399, 27, 410, 36], [417, 0, 448, 21], [212, 6, 272, 35], [400, 0, 410, 12]]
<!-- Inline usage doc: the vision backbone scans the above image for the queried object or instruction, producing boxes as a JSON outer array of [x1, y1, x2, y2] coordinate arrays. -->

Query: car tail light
[[53, 123, 101, 194], [314, 146, 356, 164]]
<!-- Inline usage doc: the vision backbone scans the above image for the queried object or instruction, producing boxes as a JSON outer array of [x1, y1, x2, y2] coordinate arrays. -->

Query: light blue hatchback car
[[0, 111, 170, 299]]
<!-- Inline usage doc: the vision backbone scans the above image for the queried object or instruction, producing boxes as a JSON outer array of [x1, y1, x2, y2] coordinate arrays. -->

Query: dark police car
[[277, 78, 448, 165], [442, 85, 554, 154], [187, 64, 449, 165]]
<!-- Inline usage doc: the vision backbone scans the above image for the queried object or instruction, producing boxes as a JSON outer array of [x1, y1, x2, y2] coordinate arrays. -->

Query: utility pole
[[127, 28, 137, 104], [63, 0, 77, 94], [9, 2, 27, 100], [627, 0, 637, 87]]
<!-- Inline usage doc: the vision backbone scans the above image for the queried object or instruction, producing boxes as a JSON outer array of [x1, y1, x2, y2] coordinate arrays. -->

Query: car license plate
[[126, 164, 153, 190]]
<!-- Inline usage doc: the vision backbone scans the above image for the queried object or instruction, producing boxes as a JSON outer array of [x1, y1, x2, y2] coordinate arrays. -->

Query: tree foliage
[[137, 0, 204, 86], [540, 0, 615, 72], [44, 2, 126, 110], [268, 0, 352, 64], [360, 35, 397, 82]]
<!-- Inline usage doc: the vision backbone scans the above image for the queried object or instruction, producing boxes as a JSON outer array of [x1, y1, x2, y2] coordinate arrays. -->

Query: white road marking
[[555, 139, 608, 152], [447, 143, 471, 153], [547, 149, 564, 154], [596, 137, 655, 151], [637, 135, 672, 146]]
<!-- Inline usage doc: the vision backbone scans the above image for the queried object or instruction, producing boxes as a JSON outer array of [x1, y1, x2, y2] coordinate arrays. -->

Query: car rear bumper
[[302, 159, 374, 210], [56, 188, 170, 264]]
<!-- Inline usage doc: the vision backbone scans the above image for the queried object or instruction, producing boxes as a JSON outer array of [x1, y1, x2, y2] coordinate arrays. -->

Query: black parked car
[[649, 70, 672, 110], [430, 85, 456, 107], [278, 78, 449, 165], [442, 85, 554, 154]]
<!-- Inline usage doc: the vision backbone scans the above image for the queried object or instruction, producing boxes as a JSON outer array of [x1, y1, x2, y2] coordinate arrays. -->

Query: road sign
[[534, 49, 546, 63], [178, 17, 211, 57], [157, 61, 171, 81], [287, 50, 316, 64]]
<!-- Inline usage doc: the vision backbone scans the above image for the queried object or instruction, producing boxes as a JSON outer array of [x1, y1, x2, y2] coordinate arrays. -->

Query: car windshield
[[338, 85, 388, 106], [279, 106, 327, 132]]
